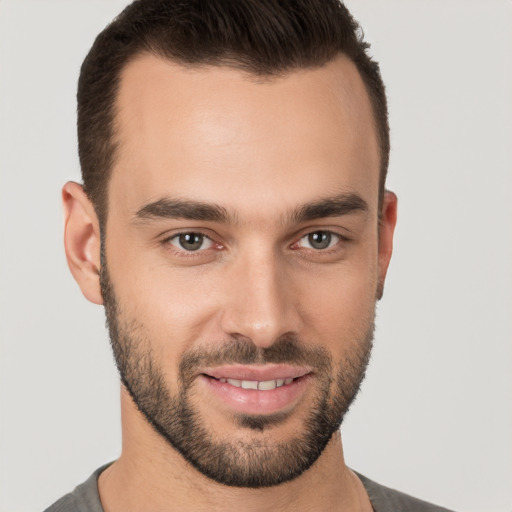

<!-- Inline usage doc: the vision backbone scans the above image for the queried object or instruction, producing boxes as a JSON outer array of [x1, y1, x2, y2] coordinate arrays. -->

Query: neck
[[98, 387, 372, 512]]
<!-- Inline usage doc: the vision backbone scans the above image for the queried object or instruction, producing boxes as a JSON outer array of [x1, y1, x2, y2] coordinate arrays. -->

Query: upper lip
[[202, 364, 312, 381]]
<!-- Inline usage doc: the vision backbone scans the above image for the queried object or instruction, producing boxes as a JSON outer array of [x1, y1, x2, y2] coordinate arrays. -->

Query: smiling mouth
[[205, 375, 303, 391], [199, 365, 312, 415]]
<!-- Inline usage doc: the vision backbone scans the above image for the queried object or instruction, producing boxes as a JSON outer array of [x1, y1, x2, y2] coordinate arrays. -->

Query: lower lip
[[200, 374, 312, 416]]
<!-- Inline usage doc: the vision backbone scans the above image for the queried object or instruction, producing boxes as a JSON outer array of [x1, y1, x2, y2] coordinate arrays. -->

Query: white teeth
[[220, 377, 295, 390], [258, 380, 277, 391], [241, 380, 258, 390]]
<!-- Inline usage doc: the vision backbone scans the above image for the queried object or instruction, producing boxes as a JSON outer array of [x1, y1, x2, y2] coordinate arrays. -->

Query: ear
[[62, 181, 103, 305], [377, 190, 398, 300]]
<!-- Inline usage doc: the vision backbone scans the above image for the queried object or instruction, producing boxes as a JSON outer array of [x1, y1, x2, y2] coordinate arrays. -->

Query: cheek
[[108, 244, 224, 359], [297, 253, 378, 351]]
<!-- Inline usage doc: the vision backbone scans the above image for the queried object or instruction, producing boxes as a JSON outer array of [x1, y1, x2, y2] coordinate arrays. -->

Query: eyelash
[[162, 231, 221, 258], [161, 229, 349, 258], [293, 231, 345, 252]]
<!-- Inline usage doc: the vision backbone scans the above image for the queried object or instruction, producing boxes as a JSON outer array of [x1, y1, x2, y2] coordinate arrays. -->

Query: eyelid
[[161, 229, 223, 257], [291, 226, 349, 244], [168, 232, 214, 250], [298, 231, 340, 249], [160, 228, 215, 243], [158, 227, 349, 257]]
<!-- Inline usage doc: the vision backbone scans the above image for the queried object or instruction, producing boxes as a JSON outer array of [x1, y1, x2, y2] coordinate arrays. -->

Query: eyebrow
[[134, 198, 231, 223], [133, 192, 368, 225], [289, 193, 368, 223]]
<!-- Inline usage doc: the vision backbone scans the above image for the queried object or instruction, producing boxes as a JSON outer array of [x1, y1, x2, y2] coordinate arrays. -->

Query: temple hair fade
[[77, 0, 390, 225]]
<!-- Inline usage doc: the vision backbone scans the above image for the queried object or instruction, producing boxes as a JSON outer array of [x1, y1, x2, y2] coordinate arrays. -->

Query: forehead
[[110, 54, 380, 221]]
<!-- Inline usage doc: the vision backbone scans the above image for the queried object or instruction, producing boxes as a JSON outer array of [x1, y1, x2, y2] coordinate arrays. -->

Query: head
[[64, 0, 397, 489]]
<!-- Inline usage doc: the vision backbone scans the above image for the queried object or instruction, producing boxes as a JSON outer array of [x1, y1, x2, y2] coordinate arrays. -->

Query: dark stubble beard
[[100, 262, 374, 488]]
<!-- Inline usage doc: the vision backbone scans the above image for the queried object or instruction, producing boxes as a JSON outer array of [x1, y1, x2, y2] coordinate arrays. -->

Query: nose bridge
[[220, 244, 301, 347]]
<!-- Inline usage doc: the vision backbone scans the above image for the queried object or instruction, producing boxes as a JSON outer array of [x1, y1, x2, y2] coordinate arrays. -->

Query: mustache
[[179, 334, 333, 385]]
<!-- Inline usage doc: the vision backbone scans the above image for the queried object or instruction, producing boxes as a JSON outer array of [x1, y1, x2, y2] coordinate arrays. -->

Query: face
[[100, 54, 393, 487]]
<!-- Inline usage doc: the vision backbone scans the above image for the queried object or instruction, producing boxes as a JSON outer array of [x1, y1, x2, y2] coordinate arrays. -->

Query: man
[[45, 0, 453, 510]]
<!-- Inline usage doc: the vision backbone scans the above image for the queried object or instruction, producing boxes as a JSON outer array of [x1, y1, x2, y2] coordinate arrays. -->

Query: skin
[[63, 54, 397, 511]]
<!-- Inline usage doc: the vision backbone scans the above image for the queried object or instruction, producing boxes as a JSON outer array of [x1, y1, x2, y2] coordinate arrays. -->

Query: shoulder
[[43, 464, 111, 512], [356, 472, 455, 512], [43, 493, 80, 512]]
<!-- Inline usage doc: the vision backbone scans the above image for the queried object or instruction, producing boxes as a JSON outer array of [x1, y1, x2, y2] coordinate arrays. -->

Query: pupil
[[308, 231, 331, 249], [179, 233, 203, 251]]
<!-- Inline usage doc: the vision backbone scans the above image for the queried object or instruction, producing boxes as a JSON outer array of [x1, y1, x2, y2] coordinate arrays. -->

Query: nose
[[219, 248, 303, 348]]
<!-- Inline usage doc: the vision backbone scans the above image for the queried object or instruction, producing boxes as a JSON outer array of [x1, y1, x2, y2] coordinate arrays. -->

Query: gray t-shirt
[[44, 464, 455, 512]]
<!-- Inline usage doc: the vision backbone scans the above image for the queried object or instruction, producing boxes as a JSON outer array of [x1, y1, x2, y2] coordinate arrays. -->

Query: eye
[[168, 232, 214, 252], [298, 231, 340, 250]]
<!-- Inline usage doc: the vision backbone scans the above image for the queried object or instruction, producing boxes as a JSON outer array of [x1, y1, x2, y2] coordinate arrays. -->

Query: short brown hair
[[77, 0, 389, 225]]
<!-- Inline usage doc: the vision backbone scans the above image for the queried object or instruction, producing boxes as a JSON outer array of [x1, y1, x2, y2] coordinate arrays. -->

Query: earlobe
[[62, 181, 104, 305], [377, 190, 398, 300]]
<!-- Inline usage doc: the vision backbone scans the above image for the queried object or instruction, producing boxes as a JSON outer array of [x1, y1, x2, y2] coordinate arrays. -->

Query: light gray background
[[1, 1, 511, 511]]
